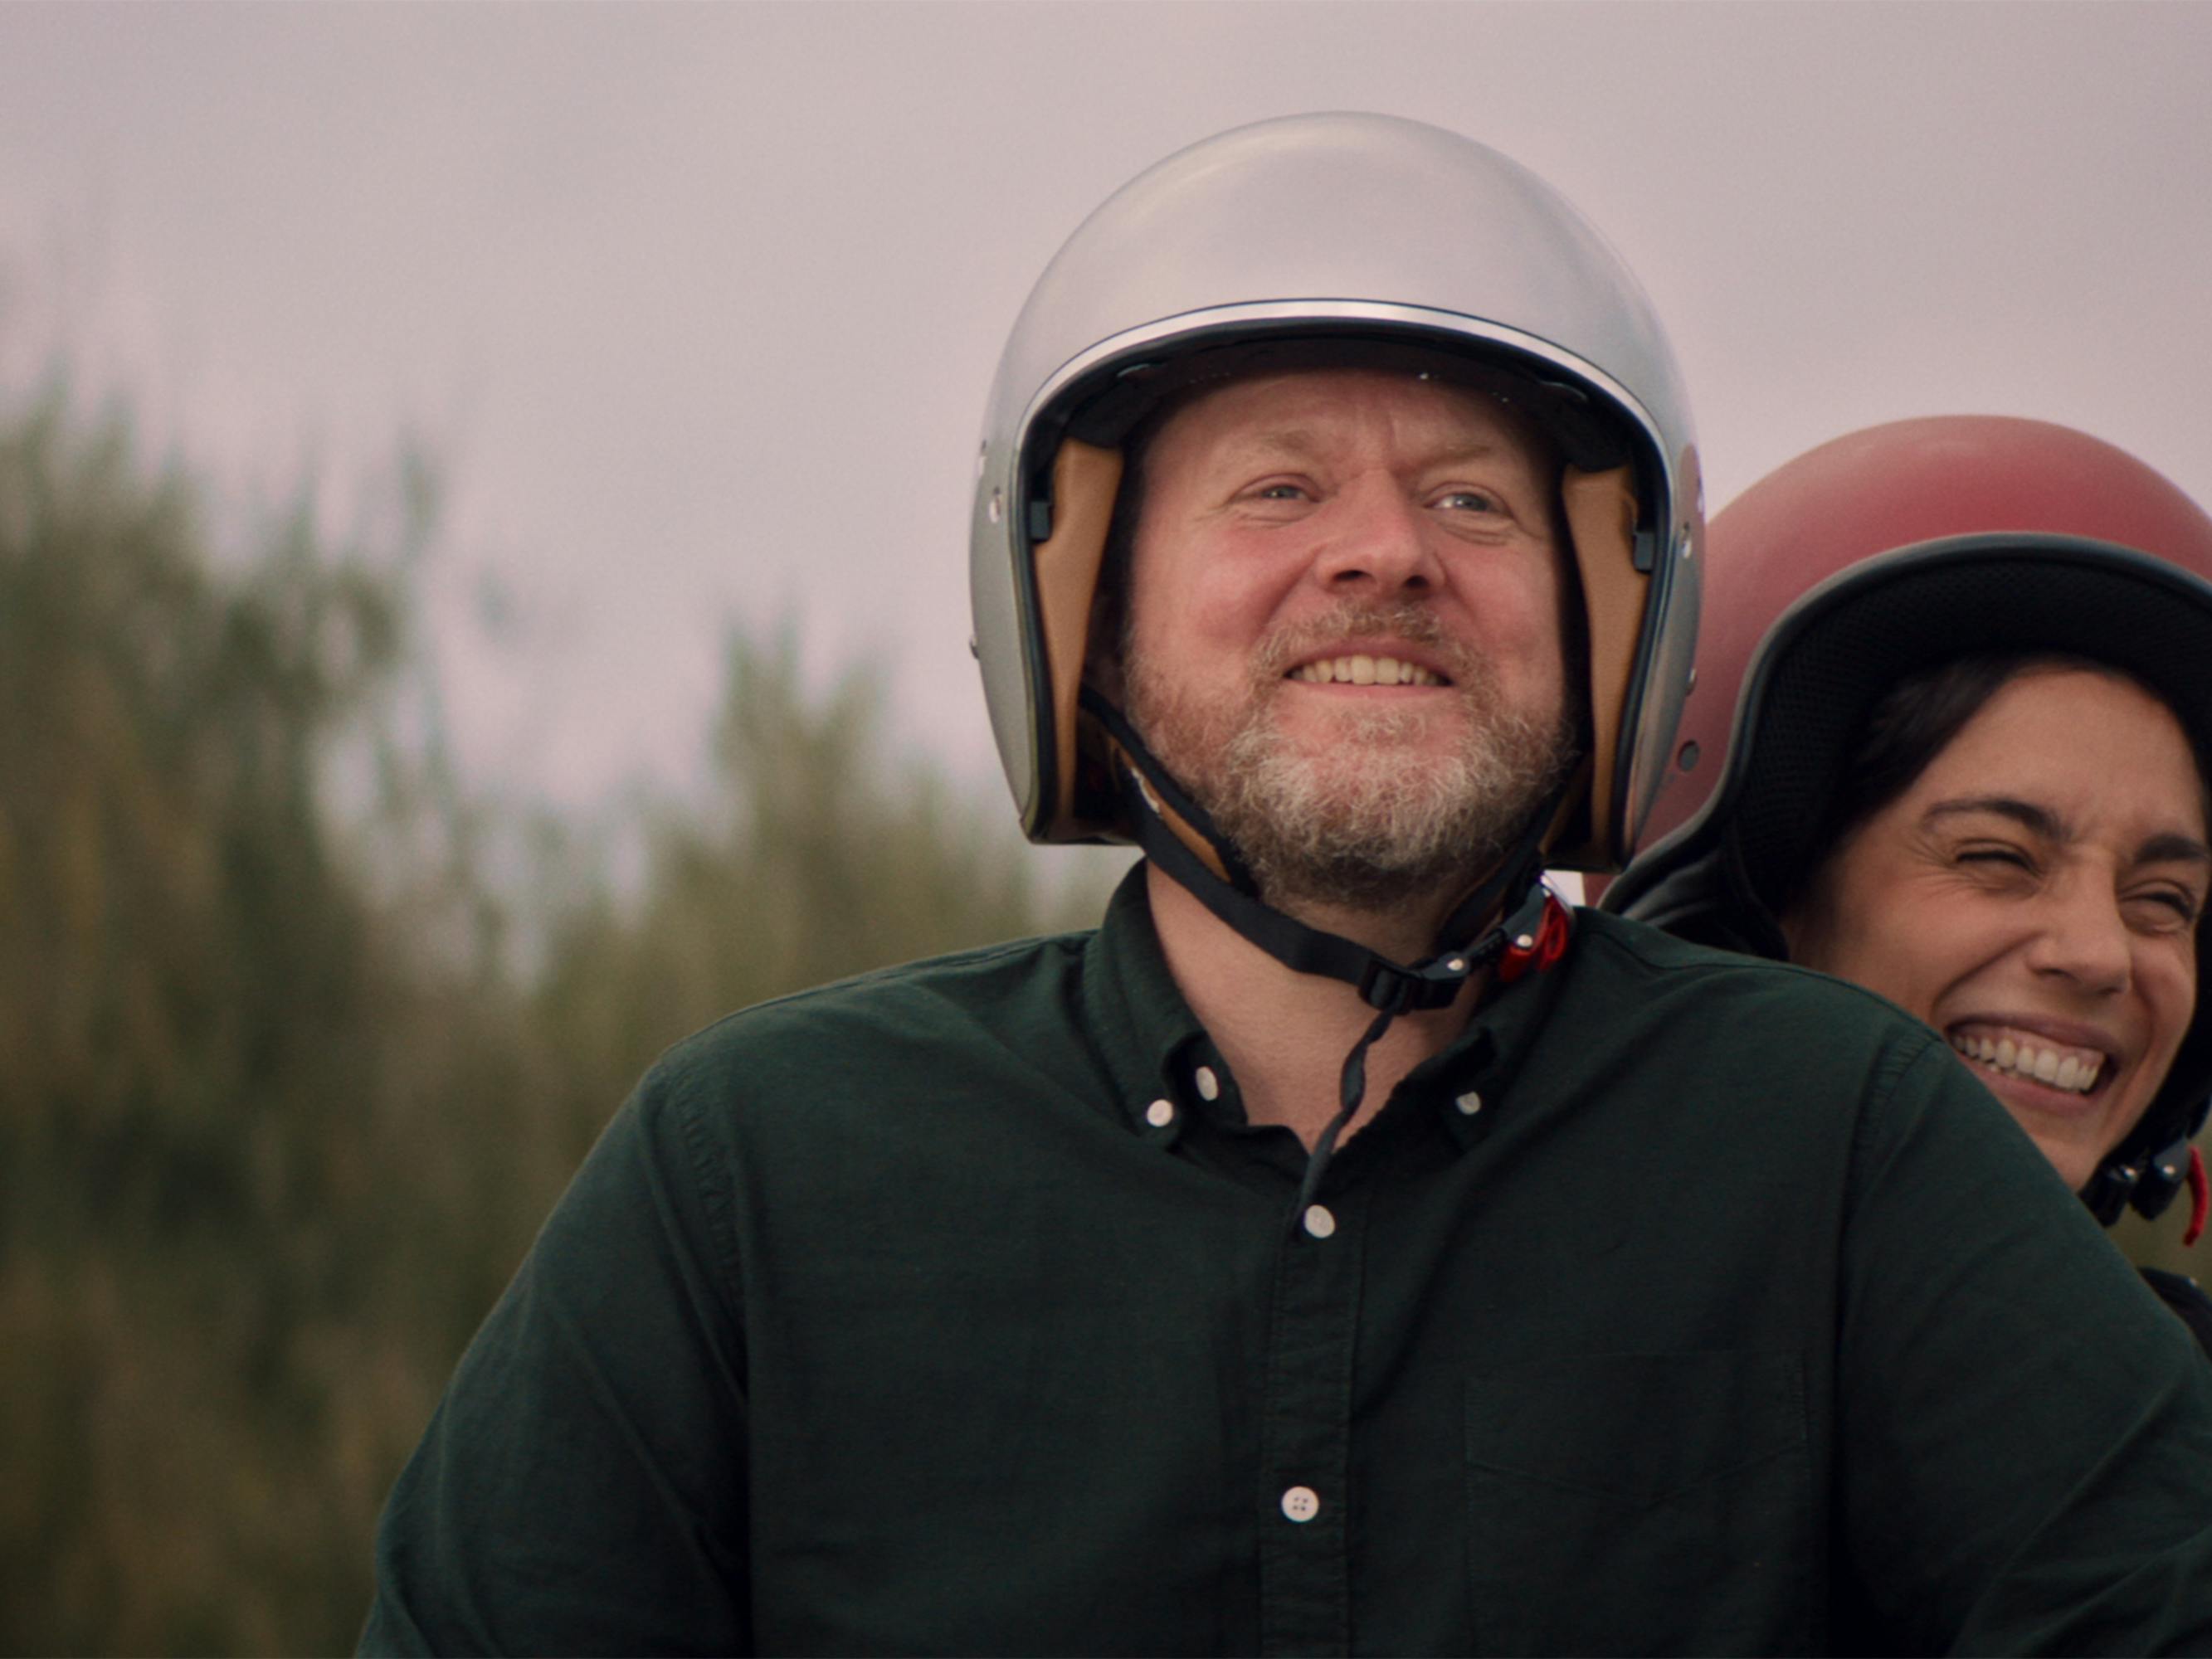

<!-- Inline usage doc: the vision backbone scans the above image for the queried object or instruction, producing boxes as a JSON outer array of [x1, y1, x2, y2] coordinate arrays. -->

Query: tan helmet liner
[[1029, 438, 1123, 839]]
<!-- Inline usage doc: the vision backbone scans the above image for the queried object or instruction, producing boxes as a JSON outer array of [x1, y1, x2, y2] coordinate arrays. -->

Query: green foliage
[[530, 628, 1098, 1126], [0, 385, 1116, 1655]]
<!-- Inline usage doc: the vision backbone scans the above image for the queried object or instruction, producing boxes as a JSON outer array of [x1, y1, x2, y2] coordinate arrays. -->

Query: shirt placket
[[1257, 1178, 1370, 1657]]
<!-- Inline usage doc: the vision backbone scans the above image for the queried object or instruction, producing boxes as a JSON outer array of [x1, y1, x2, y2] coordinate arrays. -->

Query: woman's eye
[[1251, 482, 1308, 502], [2132, 887, 2204, 927], [1957, 845, 2032, 871]]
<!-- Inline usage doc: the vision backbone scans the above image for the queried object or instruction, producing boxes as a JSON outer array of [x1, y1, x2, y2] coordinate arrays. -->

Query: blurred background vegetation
[[1, 372, 2205, 1657], [0, 379, 1118, 1655]]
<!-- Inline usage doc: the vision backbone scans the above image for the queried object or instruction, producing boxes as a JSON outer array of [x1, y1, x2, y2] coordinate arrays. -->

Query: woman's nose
[[2024, 880, 2134, 996]]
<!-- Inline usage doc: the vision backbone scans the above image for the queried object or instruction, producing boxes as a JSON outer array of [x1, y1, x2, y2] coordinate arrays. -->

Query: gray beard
[[1123, 603, 1581, 916]]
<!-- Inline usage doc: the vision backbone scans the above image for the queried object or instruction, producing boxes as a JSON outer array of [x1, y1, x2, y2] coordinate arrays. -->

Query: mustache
[[1250, 601, 1479, 685]]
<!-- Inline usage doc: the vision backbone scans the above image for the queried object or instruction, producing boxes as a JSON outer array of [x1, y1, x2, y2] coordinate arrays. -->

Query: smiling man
[[363, 117, 2212, 1656], [1100, 367, 1589, 1150], [1121, 373, 1576, 931]]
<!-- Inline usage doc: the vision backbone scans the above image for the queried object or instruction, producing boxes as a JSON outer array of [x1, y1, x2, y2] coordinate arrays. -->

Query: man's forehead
[[1153, 367, 1556, 471]]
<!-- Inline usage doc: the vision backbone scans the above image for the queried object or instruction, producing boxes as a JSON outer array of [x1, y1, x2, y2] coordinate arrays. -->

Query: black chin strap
[[1289, 873, 1551, 1218], [1081, 688, 1559, 1217]]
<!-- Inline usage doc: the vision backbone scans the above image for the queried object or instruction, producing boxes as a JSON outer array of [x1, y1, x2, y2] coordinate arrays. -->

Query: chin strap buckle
[[1498, 889, 1573, 984], [1360, 884, 1571, 1011], [1357, 953, 1469, 1015]]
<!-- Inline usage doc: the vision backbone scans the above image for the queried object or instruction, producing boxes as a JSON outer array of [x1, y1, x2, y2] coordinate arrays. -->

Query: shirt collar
[[1413, 912, 1584, 1150], [1081, 864, 1213, 1140], [1081, 863, 1583, 1150]]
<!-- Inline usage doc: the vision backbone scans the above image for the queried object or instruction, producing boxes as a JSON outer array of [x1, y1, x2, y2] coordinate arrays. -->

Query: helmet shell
[[1609, 416, 2212, 1218], [1636, 415, 2212, 853], [970, 112, 1701, 869]]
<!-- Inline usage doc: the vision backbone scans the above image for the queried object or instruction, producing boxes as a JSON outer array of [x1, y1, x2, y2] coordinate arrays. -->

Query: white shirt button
[[1144, 1098, 1175, 1128], [1280, 1485, 1321, 1523], [1194, 1065, 1221, 1101], [1454, 1090, 1483, 1116], [1302, 1204, 1337, 1239]]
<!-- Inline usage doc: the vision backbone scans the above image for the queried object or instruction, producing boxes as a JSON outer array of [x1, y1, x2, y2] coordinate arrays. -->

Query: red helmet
[[1605, 416, 2212, 1225], [1640, 416, 2212, 851]]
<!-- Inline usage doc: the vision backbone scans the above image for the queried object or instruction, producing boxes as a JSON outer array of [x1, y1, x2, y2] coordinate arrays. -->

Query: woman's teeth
[[1949, 1030, 2104, 1094], [1291, 654, 1443, 687]]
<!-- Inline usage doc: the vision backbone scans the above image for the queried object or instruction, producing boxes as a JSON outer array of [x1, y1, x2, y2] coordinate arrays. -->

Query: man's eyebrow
[[1223, 427, 1322, 461], [1923, 796, 2212, 868], [1212, 429, 1508, 466]]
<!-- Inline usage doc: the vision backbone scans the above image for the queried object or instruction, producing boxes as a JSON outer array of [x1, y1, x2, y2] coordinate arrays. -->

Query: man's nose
[[2024, 878, 2134, 997], [1308, 477, 1440, 594]]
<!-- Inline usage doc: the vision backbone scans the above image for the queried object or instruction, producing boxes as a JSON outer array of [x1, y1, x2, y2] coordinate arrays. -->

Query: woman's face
[[1785, 668, 2210, 1190]]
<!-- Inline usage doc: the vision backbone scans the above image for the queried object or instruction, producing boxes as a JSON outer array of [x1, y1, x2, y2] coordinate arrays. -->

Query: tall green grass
[[0, 387, 1115, 1654]]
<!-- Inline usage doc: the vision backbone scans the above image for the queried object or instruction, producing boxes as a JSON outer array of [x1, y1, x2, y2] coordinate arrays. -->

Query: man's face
[[1118, 367, 1579, 911]]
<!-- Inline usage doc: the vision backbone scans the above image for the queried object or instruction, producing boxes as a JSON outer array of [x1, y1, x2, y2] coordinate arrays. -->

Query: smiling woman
[[1782, 663, 2208, 1194], [1605, 416, 2212, 1355]]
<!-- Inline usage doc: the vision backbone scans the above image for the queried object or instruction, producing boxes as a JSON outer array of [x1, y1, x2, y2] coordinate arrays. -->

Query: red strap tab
[[1498, 891, 1572, 984], [2185, 1145, 2207, 1248]]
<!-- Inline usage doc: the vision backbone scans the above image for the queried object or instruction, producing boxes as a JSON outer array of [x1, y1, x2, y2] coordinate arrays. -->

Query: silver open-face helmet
[[969, 112, 1703, 873]]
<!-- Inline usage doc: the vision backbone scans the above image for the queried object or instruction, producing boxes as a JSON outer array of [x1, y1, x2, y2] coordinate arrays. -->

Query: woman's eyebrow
[[2136, 831, 2212, 868], [1922, 797, 2211, 868], [1922, 796, 2066, 839]]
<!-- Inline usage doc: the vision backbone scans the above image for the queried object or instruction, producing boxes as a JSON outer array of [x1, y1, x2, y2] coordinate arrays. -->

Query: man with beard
[[1097, 366, 1583, 1151], [363, 117, 2212, 1656]]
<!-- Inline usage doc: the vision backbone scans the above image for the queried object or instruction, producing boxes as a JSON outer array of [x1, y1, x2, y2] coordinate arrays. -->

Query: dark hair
[[1785, 650, 2210, 915]]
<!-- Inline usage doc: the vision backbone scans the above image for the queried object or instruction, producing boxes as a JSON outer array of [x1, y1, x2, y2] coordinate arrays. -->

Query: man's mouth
[[1288, 654, 1449, 688], [1945, 1022, 2112, 1097]]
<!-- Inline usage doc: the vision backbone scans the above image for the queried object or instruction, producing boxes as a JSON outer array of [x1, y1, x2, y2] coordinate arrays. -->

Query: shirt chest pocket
[[1463, 1350, 1814, 1656]]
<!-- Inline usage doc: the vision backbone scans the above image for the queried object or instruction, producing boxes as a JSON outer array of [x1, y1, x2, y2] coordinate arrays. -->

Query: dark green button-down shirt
[[364, 870, 2212, 1656]]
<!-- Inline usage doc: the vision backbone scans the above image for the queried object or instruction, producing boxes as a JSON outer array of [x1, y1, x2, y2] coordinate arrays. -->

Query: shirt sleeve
[[2138, 1266, 2212, 1361], [359, 1059, 750, 1657], [1835, 1034, 2212, 1656]]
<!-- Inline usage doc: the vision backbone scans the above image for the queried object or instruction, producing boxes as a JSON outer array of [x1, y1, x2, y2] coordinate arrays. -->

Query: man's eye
[[1435, 489, 1499, 513], [1957, 845, 2033, 872], [1252, 483, 1308, 501]]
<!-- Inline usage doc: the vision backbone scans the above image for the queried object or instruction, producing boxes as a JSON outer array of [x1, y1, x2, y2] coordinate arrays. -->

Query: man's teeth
[[1948, 1031, 2104, 1094], [1291, 654, 1443, 687]]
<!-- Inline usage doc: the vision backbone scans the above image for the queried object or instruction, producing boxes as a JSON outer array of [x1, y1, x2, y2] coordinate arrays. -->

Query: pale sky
[[3, 1, 2208, 821]]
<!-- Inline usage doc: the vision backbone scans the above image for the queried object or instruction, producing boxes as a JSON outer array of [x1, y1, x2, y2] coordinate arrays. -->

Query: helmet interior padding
[[1557, 463, 1643, 867], [1032, 437, 1123, 839]]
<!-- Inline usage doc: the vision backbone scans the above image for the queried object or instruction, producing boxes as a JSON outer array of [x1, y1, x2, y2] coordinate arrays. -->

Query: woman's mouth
[[1945, 1022, 2112, 1097]]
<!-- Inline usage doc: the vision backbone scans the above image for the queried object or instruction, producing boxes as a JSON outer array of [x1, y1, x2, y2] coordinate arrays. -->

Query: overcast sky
[[3, 1, 2208, 822]]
